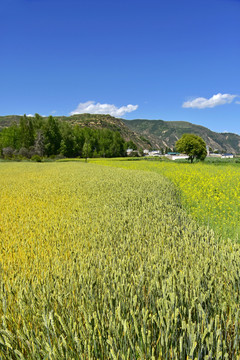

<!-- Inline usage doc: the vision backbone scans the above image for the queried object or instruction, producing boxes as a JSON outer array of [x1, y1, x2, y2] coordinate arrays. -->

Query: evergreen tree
[[110, 132, 125, 157], [73, 126, 85, 157], [19, 115, 35, 149], [60, 123, 76, 157], [44, 116, 62, 156]]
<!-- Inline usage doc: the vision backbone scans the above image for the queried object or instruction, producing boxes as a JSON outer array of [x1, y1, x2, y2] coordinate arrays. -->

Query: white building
[[171, 154, 189, 161], [221, 154, 234, 159], [148, 151, 161, 157], [126, 148, 133, 155], [165, 153, 189, 160], [207, 153, 222, 158]]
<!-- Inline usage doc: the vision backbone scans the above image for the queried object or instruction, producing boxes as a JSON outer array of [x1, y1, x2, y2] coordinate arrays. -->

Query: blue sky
[[1, 0, 240, 134]]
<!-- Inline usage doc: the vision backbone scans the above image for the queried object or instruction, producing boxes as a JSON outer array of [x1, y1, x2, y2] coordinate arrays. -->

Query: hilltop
[[1, 114, 239, 154]]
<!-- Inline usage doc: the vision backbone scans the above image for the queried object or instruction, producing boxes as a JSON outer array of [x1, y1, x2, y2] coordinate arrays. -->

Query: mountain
[[123, 119, 240, 154], [1, 114, 240, 154], [0, 114, 150, 149]]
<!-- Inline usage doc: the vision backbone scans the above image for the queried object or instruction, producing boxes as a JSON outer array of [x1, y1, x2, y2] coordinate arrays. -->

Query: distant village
[[126, 146, 234, 160]]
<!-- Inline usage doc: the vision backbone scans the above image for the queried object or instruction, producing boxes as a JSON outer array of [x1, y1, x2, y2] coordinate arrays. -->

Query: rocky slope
[[123, 119, 240, 154]]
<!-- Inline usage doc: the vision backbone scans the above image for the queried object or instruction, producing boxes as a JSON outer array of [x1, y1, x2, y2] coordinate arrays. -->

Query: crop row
[[0, 162, 240, 359]]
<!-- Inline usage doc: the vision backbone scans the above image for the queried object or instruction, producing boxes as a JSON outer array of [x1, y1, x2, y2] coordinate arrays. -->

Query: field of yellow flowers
[[1, 162, 240, 359], [91, 159, 240, 241]]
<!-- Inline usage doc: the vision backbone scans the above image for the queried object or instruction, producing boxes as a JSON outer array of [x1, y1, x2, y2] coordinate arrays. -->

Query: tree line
[[0, 114, 137, 159]]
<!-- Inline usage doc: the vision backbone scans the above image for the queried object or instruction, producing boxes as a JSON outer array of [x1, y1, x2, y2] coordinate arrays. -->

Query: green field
[[0, 161, 240, 359]]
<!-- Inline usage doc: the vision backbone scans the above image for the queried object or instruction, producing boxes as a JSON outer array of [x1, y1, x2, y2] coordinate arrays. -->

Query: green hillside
[[1, 114, 239, 153], [0, 114, 150, 150]]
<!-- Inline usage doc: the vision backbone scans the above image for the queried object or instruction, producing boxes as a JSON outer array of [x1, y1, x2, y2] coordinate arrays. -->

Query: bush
[[31, 155, 42, 162]]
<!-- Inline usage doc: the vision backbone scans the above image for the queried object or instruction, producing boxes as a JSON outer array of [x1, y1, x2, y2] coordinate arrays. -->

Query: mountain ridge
[[123, 119, 240, 154], [0, 114, 239, 154]]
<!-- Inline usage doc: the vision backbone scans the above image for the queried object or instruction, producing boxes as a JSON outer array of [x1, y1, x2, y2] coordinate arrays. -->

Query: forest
[[0, 114, 136, 159]]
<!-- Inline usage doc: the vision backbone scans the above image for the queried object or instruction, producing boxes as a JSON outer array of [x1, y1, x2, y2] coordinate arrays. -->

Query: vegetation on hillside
[[123, 119, 240, 154], [1, 113, 240, 154], [0, 113, 150, 151], [0, 114, 137, 159], [1, 162, 240, 358]]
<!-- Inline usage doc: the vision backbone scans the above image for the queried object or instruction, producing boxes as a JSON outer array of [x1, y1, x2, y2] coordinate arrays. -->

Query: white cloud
[[70, 101, 138, 117], [26, 113, 46, 117], [182, 93, 237, 109], [236, 101, 240, 104]]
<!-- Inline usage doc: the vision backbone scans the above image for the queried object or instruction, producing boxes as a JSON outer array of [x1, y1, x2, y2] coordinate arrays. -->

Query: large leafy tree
[[175, 134, 207, 163]]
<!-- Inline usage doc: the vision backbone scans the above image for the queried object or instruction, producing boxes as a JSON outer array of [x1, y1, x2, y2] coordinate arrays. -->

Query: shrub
[[31, 155, 42, 162]]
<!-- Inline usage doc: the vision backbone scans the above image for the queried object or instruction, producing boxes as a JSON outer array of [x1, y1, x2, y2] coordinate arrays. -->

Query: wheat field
[[0, 162, 240, 359]]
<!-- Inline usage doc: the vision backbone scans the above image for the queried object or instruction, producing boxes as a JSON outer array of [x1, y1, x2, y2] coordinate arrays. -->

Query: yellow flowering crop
[[91, 159, 240, 241]]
